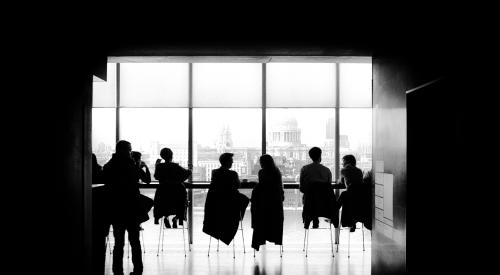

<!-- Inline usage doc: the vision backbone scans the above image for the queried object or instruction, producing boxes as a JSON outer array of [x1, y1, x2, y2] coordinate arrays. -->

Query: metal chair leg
[[141, 229, 145, 254], [208, 237, 211, 257], [280, 244, 283, 258], [329, 223, 334, 257], [348, 227, 351, 258], [157, 219, 163, 256], [253, 248, 256, 258], [217, 240, 219, 252], [305, 229, 310, 258], [303, 228, 307, 252], [161, 219, 165, 252], [182, 223, 187, 257], [240, 213, 246, 253], [233, 239, 236, 259], [362, 224, 365, 251]]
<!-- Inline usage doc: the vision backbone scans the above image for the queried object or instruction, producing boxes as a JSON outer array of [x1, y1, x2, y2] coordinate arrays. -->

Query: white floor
[[104, 189, 371, 274]]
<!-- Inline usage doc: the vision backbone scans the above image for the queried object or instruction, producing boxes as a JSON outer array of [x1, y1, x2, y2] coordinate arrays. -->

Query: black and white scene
[[37, 11, 494, 275]]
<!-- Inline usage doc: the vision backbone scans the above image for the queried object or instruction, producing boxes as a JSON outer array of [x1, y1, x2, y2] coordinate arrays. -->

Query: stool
[[337, 222, 365, 258], [156, 216, 190, 257], [303, 219, 334, 258], [208, 212, 245, 259]]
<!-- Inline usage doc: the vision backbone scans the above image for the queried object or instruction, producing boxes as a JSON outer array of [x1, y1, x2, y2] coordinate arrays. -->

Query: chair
[[156, 216, 190, 257], [208, 212, 245, 259], [303, 218, 335, 258], [253, 243, 283, 258], [336, 221, 365, 258]]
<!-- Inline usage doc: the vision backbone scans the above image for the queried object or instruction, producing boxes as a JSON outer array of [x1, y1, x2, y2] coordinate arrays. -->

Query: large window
[[92, 60, 372, 181], [193, 108, 261, 182]]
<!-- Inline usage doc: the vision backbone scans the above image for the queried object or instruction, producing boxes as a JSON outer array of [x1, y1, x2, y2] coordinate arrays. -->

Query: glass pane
[[193, 63, 262, 107], [120, 63, 189, 107], [119, 108, 189, 174], [266, 108, 336, 181], [92, 108, 116, 166], [339, 63, 372, 107], [339, 108, 372, 173], [193, 108, 261, 182], [92, 63, 116, 107], [267, 63, 336, 107]]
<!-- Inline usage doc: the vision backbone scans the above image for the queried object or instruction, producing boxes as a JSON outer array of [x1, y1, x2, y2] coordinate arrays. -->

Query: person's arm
[[299, 167, 306, 193], [331, 168, 347, 189], [153, 159, 161, 181], [142, 163, 151, 184], [234, 171, 241, 189]]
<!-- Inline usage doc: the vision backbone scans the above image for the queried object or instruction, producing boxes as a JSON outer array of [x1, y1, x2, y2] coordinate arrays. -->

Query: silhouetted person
[[300, 147, 338, 229], [92, 153, 110, 275], [102, 140, 146, 275], [131, 151, 151, 185], [250, 154, 284, 250], [153, 148, 191, 228], [336, 154, 366, 232], [203, 153, 250, 245]]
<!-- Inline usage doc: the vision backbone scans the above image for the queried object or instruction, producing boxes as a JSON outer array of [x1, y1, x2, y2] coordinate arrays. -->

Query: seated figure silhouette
[[102, 140, 152, 275], [203, 153, 250, 245], [153, 148, 191, 228], [336, 154, 370, 232], [300, 147, 339, 229], [131, 151, 151, 185], [250, 154, 284, 251]]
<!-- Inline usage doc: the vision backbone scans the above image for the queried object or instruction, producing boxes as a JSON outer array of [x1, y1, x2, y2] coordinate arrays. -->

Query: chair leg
[[161, 219, 165, 253], [303, 228, 307, 252], [217, 240, 219, 252], [141, 229, 145, 254], [208, 237, 211, 257], [329, 223, 334, 257], [240, 213, 246, 253], [157, 218, 164, 256], [182, 223, 187, 257], [348, 228, 351, 258], [362, 224, 365, 251], [305, 229, 310, 258], [253, 248, 256, 258], [233, 239, 236, 259], [280, 245, 283, 258]]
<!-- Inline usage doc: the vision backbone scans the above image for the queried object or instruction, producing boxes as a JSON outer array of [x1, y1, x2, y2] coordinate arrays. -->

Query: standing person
[[153, 148, 191, 228], [203, 153, 250, 245], [102, 140, 145, 275], [250, 154, 284, 251], [299, 147, 336, 229], [131, 151, 151, 185]]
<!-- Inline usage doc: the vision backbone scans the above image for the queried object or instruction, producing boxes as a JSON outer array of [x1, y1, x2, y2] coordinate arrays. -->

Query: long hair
[[260, 154, 279, 172]]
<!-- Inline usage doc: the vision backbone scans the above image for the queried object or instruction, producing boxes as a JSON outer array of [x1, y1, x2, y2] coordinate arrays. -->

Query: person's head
[[131, 151, 142, 164], [259, 154, 277, 170], [308, 147, 322, 162], [342, 154, 356, 167], [219, 152, 234, 169], [115, 140, 132, 158], [160, 148, 173, 162]]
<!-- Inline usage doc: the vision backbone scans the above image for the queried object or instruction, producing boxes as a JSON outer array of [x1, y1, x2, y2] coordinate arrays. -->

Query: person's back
[[299, 147, 334, 228], [153, 148, 191, 227], [203, 153, 249, 245], [210, 167, 240, 194], [300, 162, 332, 192], [251, 154, 284, 250]]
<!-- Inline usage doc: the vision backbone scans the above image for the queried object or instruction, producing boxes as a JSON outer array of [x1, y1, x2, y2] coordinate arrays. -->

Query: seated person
[[250, 154, 284, 251], [153, 148, 191, 228], [336, 154, 365, 232], [131, 151, 151, 185], [203, 153, 250, 245], [300, 147, 338, 229]]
